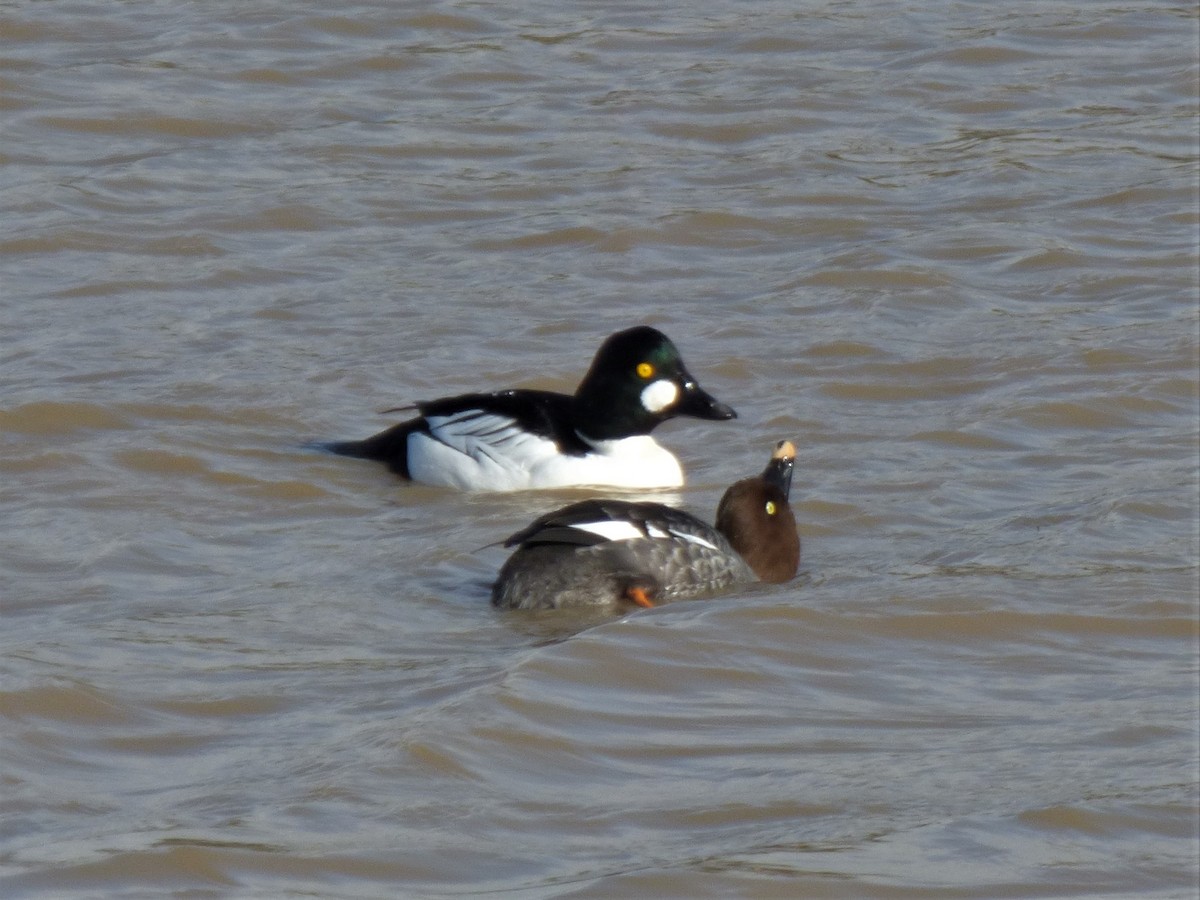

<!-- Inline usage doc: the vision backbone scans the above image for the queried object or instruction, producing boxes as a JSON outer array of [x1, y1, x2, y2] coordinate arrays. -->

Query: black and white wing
[[325, 389, 585, 479], [503, 498, 723, 552], [417, 390, 589, 464]]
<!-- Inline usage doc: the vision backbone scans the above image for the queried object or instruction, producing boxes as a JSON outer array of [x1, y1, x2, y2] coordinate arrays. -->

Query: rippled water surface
[[2, 1, 1198, 897]]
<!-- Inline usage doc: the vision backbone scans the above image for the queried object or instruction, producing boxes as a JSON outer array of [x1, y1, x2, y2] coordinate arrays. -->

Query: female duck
[[492, 441, 800, 611]]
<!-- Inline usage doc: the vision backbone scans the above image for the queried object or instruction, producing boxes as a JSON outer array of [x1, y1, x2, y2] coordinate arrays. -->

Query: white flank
[[408, 411, 559, 491], [407, 414, 687, 491], [547, 434, 685, 488], [640, 379, 679, 413]]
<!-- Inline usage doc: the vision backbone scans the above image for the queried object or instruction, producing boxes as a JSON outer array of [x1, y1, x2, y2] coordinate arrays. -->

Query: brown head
[[714, 440, 800, 583]]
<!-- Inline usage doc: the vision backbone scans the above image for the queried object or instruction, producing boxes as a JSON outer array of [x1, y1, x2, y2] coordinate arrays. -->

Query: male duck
[[492, 440, 800, 610], [323, 326, 736, 491]]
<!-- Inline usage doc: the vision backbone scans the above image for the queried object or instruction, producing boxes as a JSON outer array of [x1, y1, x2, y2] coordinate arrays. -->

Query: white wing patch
[[570, 518, 721, 550], [408, 410, 560, 490], [428, 411, 560, 468], [407, 411, 687, 491], [572, 520, 647, 542], [425, 411, 529, 453]]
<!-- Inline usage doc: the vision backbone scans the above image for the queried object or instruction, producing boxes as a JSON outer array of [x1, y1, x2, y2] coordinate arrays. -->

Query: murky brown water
[[2, 1, 1198, 897]]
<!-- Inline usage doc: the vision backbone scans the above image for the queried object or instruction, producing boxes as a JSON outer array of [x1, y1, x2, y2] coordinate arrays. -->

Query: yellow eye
[[765, 501, 777, 516], [636, 362, 655, 379]]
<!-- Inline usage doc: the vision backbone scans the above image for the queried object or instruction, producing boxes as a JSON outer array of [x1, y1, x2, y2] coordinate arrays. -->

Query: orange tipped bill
[[773, 439, 796, 461]]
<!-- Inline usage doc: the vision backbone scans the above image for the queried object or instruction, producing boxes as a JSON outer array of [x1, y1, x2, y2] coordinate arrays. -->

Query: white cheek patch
[[640, 379, 679, 414]]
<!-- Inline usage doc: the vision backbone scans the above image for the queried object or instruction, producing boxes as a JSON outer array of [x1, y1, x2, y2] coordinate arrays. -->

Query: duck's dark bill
[[762, 444, 795, 497], [677, 384, 737, 420]]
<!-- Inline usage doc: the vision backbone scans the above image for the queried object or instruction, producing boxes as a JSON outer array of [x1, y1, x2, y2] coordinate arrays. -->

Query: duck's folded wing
[[501, 499, 634, 548], [502, 498, 723, 552], [419, 408, 543, 465], [418, 391, 586, 453]]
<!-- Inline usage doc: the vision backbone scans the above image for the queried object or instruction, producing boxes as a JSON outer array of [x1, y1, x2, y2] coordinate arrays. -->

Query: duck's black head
[[715, 440, 800, 583], [573, 326, 736, 441]]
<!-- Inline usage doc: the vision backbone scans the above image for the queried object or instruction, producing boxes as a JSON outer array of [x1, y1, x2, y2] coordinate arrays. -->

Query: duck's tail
[[307, 422, 414, 477]]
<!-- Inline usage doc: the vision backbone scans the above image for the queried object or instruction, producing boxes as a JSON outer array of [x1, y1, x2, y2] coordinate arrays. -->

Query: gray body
[[491, 501, 757, 610]]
